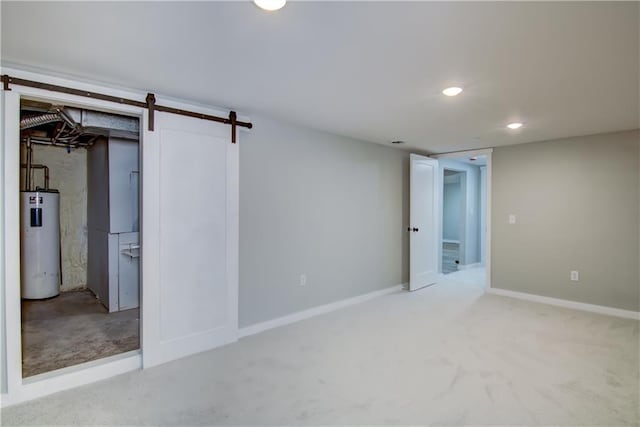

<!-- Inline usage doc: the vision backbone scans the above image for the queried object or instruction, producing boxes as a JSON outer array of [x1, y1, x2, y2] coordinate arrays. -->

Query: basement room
[[0, 1, 638, 426]]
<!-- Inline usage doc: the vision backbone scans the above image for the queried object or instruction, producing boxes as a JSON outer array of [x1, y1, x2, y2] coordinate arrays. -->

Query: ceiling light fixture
[[442, 87, 463, 97], [254, 0, 286, 11], [507, 122, 523, 130]]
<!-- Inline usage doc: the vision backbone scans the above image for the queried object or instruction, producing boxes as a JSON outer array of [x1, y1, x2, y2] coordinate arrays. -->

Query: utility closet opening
[[19, 98, 140, 378]]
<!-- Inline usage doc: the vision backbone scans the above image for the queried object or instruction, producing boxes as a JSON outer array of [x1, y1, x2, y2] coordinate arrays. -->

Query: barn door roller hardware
[[1, 74, 252, 143]]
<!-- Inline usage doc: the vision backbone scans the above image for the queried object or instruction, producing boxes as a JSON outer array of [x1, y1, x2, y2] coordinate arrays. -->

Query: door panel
[[118, 232, 139, 311], [409, 154, 439, 291], [142, 111, 238, 367]]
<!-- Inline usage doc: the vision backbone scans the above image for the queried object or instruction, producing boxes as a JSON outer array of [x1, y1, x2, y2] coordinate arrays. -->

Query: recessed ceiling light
[[442, 87, 463, 97], [254, 0, 286, 11], [507, 122, 523, 130]]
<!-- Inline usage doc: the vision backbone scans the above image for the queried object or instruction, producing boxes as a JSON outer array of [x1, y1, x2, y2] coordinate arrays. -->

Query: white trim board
[[458, 263, 482, 271], [1, 352, 141, 408], [487, 288, 640, 320], [239, 284, 405, 338]]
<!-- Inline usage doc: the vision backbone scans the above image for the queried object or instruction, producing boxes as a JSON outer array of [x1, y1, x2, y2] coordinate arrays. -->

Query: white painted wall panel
[[158, 128, 228, 340]]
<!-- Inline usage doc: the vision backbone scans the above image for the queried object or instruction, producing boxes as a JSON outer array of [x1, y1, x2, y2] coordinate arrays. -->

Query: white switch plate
[[508, 214, 517, 224], [570, 271, 579, 282], [299, 274, 307, 286]]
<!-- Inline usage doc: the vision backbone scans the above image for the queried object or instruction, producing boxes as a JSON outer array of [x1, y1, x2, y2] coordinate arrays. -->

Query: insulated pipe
[[20, 113, 61, 130], [25, 137, 32, 191]]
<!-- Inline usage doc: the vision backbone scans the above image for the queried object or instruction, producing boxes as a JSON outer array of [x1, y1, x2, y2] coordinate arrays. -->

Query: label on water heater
[[29, 196, 43, 204], [30, 208, 43, 227]]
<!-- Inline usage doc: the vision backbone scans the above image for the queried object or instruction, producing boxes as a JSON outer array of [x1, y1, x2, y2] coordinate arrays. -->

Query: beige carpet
[[4, 269, 638, 425]]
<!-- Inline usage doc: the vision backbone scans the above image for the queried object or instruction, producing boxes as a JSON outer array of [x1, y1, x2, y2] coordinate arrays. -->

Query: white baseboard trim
[[458, 262, 482, 271], [239, 284, 405, 338], [1, 351, 141, 407], [487, 288, 640, 320]]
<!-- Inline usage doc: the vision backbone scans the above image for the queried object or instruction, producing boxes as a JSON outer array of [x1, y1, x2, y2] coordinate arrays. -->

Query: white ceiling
[[2, 2, 638, 153]]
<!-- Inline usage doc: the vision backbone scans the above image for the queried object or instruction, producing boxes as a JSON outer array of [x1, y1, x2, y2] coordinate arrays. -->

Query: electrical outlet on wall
[[299, 274, 307, 286], [508, 214, 517, 224], [570, 271, 579, 282]]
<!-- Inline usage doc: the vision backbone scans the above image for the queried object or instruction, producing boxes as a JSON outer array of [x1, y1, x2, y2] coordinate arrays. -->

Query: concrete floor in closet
[[21, 290, 139, 377], [4, 268, 638, 425]]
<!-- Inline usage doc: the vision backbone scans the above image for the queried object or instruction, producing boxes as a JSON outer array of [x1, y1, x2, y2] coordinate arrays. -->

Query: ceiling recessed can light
[[507, 122, 523, 130], [442, 87, 463, 97], [254, 0, 286, 11]]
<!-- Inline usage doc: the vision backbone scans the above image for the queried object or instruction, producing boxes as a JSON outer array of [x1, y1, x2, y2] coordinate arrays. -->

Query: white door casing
[[142, 111, 239, 368], [409, 154, 440, 291], [0, 67, 242, 405]]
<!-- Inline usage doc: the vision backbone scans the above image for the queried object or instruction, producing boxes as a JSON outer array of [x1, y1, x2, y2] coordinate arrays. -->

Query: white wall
[[20, 145, 88, 291], [239, 115, 409, 328]]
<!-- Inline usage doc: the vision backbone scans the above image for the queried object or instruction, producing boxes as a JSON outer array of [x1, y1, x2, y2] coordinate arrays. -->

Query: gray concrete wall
[[239, 115, 409, 327], [491, 130, 640, 311]]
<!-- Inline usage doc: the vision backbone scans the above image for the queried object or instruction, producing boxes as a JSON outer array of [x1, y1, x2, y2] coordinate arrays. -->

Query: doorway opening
[[438, 155, 488, 287], [442, 169, 466, 274], [19, 98, 141, 378]]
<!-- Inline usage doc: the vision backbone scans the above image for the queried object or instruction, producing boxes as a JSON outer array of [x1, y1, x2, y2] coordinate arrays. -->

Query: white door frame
[[0, 67, 242, 406], [430, 149, 493, 290]]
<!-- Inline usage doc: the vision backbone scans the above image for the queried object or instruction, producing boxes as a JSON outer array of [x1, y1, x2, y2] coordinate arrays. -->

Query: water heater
[[20, 190, 60, 299]]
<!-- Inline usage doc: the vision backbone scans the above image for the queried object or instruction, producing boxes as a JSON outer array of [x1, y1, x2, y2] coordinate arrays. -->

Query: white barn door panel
[[142, 111, 238, 368]]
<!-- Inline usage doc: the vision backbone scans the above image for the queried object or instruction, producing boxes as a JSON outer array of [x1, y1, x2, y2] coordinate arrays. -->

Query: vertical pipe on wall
[[24, 137, 32, 192]]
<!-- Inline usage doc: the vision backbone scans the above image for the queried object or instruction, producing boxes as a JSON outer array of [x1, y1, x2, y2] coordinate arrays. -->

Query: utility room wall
[[20, 144, 88, 291]]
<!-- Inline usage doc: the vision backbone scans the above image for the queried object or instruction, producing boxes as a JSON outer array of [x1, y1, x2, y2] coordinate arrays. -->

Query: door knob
[[413, 227, 419, 232]]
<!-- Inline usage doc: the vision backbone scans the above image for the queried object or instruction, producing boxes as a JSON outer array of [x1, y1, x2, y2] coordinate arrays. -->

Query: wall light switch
[[508, 214, 517, 224], [299, 274, 307, 286], [570, 271, 579, 282]]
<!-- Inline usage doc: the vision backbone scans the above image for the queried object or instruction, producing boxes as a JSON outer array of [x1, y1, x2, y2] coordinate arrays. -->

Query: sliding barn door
[[142, 111, 238, 368]]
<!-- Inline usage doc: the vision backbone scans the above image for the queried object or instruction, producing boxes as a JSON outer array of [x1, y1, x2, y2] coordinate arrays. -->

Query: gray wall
[[492, 130, 640, 311], [239, 116, 409, 327], [443, 176, 462, 241]]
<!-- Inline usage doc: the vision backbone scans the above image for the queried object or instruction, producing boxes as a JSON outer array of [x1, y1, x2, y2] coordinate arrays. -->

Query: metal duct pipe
[[20, 113, 61, 130], [53, 107, 80, 131]]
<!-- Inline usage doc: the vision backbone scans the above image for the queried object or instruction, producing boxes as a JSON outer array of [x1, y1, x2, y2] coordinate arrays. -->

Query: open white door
[[142, 110, 238, 368], [409, 154, 440, 291]]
